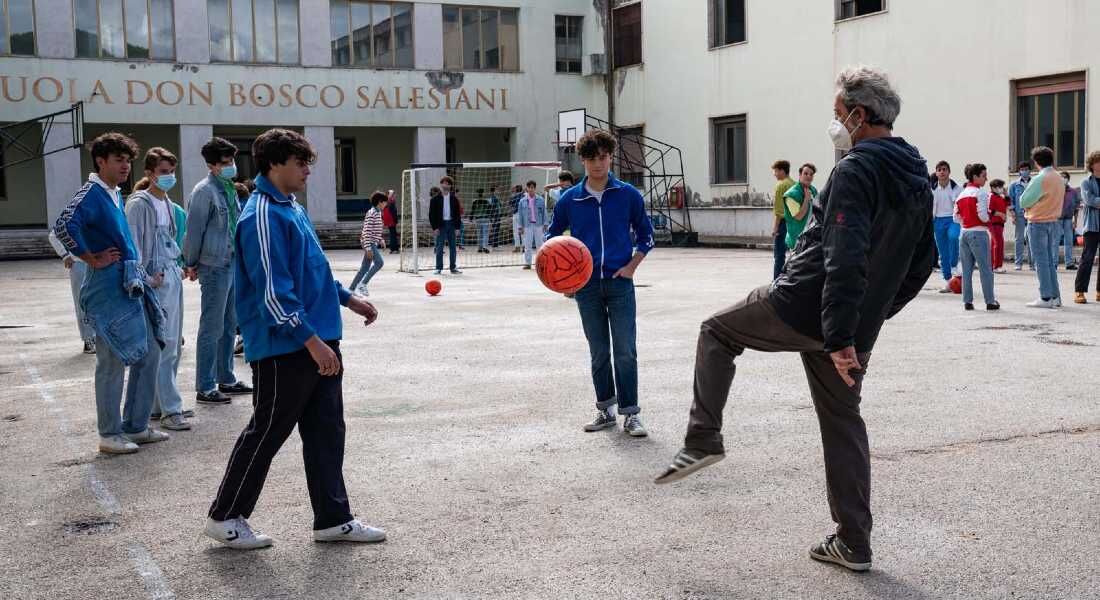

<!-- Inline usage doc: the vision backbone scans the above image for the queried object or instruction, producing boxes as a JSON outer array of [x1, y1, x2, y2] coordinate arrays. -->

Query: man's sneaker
[[82, 340, 96, 354], [1052, 297, 1063, 308], [654, 448, 725, 484], [986, 302, 1001, 311], [964, 303, 974, 311], [623, 414, 648, 437], [937, 284, 953, 294], [197, 390, 232, 404], [433, 269, 443, 275], [1026, 298, 1054, 309], [1067, 263, 1078, 271], [313, 519, 386, 544], [809, 534, 872, 572], [204, 517, 274, 550], [1014, 265, 1023, 271], [124, 428, 170, 444], [98, 435, 139, 454], [160, 414, 191, 431], [218, 381, 253, 395], [152, 409, 193, 419], [450, 268, 463, 274], [583, 408, 617, 432]]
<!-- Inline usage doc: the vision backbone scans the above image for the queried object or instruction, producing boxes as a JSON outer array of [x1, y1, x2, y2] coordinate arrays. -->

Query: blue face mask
[[156, 174, 177, 192], [1019, 169, 1030, 178], [219, 163, 237, 180]]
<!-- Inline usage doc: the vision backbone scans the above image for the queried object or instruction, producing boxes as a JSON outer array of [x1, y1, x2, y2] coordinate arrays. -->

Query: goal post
[[398, 161, 562, 273]]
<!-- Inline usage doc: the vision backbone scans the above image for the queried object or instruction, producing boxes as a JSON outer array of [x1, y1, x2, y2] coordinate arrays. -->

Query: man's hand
[[82, 248, 121, 269], [829, 346, 862, 387], [62, 256, 75, 269], [183, 266, 199, 281], [347, 296, 379, 326], [613, 264, 637, 279], [148, 272, 165, 288], [305, 336, 341, 376]]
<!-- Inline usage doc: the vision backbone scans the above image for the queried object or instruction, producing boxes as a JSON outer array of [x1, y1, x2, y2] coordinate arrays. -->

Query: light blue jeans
[[477, 219, 491, 249], [151, 266, 184, 417], [1060, 218, 1075, 266], [68, 261, 95, 342], [196, 264, 238, 393], [95, 311, 160, 436], [1028, 221, 1062, 301], [1013, 213, 1031, 267], [959, 230, 995, 305], [349, 243, 384, 291]]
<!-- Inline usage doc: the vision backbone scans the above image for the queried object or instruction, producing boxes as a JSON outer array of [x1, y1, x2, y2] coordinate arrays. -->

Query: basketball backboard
[[557, 109, 586, 149]]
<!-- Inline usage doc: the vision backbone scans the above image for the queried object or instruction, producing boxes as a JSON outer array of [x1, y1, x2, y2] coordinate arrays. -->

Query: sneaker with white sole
[[204, 517, 274, 550], [313, 519, 386, 543], [160, 414, 191, 431], [809, 534, 872, 572], [654, 448, 725, 484], [1052, 297, 1063, 307], [583, 407, 617, 432], [98, 434, 139, 454], [623, 414, 648, 437], [123, 428, 170, 444], [937, 285, 953, 294], [1026, 298, 1054, 308]]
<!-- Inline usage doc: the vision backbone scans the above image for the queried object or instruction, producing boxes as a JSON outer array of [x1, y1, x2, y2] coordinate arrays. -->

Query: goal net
[[398, 161, 562, 273]]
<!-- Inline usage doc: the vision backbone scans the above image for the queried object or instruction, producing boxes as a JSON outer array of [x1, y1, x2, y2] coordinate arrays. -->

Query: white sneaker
[[433, 269, 442, 275], [937, 284, 953, 294], [313, 519, 386, 543], [1052, 297, 1063, 308], [204, 517, 274, 550], [123, 428, 170, 444], [1026, 298, 1054, 308], [98, 434, 139, 454]]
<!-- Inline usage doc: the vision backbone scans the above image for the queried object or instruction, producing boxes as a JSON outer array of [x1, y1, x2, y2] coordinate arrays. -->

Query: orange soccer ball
[[948, 275, 962, 294], [536, 236, 594, 294], [425, 279, 442, 296]]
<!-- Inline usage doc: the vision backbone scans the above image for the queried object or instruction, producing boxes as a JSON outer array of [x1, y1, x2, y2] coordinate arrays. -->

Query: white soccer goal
[[398, 161, 562, 273]]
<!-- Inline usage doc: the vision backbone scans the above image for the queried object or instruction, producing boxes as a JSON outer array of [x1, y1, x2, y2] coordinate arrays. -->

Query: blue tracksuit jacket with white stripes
[[235, 174, 351, 362]]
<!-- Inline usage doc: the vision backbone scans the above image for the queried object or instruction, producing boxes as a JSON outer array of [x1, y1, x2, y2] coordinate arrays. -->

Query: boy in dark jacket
[[205, 129, 385, 550], [656, 67, 935, 574]]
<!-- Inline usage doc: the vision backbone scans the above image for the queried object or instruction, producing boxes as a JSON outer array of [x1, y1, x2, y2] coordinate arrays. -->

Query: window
[[712, 115, 747, 184], [836, 0, 884, 21], [336, 139, 356, 195], [208, 0, 299, 64], [555, 15, 582, 74], [442, 5, 518, 72], [1015, 74, 1087, 169], [1, 0, 35, 55], [74, 0, 173, 59], [612, 2, 640, 69], [616, 126, 646, 189], [330, 1, 412, 68], [710, 0, 744, 47]]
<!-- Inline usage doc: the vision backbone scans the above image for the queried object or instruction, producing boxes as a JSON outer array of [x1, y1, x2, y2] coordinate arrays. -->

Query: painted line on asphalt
[[9, 332, 174, 600]]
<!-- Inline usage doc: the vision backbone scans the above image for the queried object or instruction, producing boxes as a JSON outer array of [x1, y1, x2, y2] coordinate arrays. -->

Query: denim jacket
[[516, 194, 548, 228], [1081, 176, 1100, 233], [81, 260, 167, 365], [182, 174, 233, 269]]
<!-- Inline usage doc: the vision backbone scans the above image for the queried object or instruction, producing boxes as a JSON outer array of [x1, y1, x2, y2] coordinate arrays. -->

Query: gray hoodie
[[125, 189, 180, 283]]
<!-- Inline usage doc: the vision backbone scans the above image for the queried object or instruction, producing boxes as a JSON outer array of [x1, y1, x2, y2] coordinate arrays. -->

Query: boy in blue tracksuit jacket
[[205, 129, 387, 550], [546, 129, 655, 437]]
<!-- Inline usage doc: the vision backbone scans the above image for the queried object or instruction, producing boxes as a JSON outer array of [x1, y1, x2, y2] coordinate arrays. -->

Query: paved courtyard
[[0, 248, 1097, 600]]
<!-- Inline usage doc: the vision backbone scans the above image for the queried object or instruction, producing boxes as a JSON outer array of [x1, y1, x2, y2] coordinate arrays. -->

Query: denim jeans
[[69, 261, 95, 342], [152, 266, 185, 417], [349, 243, 384, 291], [1028, 221, 1062, 301], [959, 230, 995, 305], [1060, 218, 1075, 266], [1013, 213, 1031, 267], [196, 264, 238, 393], [95, 311, 160, 436], [772, 220, 787, 280], [933, 216, 961, 280], [477, 219, 491, 249], [434, 222, 458, 271], [522, 225, 544, 266], [574, 277, 639, 415], [387, 226, 399, 251]]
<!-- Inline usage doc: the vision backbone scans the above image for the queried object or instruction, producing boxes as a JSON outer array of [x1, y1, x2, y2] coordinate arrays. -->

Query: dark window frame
[[712, 114, 748, 185], [709, 0, 745, 48], [335, 138, 357, 196], [835, 0, 886, 22], [442, 4, 519, 72], [1013, 73, 1088, 170], [555, 14, 582, 74], [612, 1, 641, 69]]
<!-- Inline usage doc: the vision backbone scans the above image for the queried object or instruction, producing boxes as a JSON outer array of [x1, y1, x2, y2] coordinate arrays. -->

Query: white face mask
[[828, 110, 860, 151]]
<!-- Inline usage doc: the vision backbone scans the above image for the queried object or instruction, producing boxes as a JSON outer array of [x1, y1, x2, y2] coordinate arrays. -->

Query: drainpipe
[[603, 0, 615, 128]]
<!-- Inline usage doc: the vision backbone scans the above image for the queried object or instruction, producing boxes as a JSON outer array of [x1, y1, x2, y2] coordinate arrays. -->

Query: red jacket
[[955, 185, 990, 229], [988, 193, 1008, 225], [382, 202, 397, 227]]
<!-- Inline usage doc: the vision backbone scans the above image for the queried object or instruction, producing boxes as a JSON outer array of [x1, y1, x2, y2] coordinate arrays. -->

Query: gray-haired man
[[656, 66, 935, 573]]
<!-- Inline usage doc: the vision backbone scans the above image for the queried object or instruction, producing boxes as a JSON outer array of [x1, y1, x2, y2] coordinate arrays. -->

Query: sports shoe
[[1067, 263, 1078, 271], [964, 303, 974, 311], [204, 517, 274, 550], [150, 408, 193, 420], [986, 302, 1000, 311], [197, 390, 232, 404], [1014, 265, 1023, 271], [124, 428, 170, 444], [219, 381, 253, 395], [1076, 292, 1087, 304], [433, 269, 442, 275], [450, 268, 463, 274], [654, 448, 726, 484], [583, 407, 617, 432], [623, 414, 648, 437], [1026, 298, 1054, 309], [313, 519, 386, 544], [82, 340, 97, 354], [160, 414, 191, 431], [809, 534, 872, 572], [1052, 297, 1063, 308], [98, 434, 139, 454], [937, 285, 953, 294]]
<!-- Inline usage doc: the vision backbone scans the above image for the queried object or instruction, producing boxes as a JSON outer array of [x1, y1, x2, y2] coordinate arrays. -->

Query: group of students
[[929, 146, 1100, 310], [51, 135, 256, 450]]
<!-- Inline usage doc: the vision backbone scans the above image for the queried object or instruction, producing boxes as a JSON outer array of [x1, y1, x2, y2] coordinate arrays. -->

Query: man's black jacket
[[429, 193, 462, 230]]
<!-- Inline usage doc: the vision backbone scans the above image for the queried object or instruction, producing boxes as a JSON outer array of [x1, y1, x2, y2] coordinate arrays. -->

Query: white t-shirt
[[585, 183, 605, 203], [442, 193, 452, 220], [153, 196, 171, 227]]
